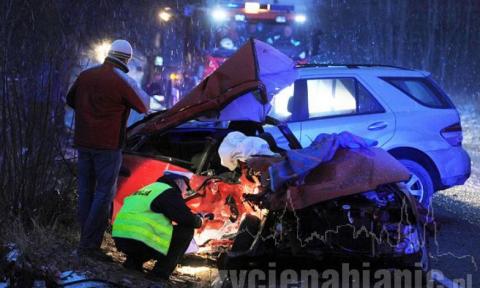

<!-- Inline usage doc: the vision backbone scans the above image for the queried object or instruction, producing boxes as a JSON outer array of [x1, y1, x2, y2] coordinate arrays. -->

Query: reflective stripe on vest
[[112, 182, 173, 255]]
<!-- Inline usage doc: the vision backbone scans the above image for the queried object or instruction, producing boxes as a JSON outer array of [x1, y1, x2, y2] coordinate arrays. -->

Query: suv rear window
[[382, 77, 453, 108]]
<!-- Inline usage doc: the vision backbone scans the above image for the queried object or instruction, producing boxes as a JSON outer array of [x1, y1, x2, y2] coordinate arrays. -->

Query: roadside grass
[[0, 216, 79, 286], [0, 216, 199, 287]]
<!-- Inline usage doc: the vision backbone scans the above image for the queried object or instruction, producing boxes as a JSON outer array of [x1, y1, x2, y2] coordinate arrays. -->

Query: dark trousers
[[114, 225, 194, 279], [77, 147, 122, 250]]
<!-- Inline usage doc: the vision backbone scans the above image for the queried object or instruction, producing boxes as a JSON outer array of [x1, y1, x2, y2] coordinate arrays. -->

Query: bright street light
[[159, 10, 172, 22], [212, 7, 228, 22], [94, 41, 111, 63]]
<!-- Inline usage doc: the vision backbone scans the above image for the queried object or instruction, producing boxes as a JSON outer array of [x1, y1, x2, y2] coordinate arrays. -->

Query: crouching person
[[112, 171, 202, 281]]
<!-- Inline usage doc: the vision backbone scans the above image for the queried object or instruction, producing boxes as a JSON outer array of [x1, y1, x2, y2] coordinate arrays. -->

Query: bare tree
[[0, 0, 175, 226]]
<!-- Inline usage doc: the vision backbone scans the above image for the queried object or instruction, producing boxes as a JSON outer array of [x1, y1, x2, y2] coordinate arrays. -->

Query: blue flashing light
[[269, 4, 295, 12]]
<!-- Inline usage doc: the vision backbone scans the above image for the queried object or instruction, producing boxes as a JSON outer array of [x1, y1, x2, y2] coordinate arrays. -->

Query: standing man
[[67, 39, 150, 258], [112, 171, 203, 281]]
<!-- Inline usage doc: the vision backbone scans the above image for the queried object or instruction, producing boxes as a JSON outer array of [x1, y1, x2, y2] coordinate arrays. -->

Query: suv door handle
[[368, 121, 388, 131]]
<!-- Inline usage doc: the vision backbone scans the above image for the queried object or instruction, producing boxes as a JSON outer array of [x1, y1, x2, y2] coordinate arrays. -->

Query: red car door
[[113, 153, 190, 221]]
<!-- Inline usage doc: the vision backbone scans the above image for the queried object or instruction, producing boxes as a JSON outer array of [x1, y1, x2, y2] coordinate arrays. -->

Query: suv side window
[[306, 78, 384, 119], [382, 77, 453, 109], [357, 82, 384, 113]]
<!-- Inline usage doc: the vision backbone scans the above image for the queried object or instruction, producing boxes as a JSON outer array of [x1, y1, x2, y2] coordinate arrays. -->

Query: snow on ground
[[5, 244, 19, 263], [434, 103, 480, 224], [430, 103, 480, 286]]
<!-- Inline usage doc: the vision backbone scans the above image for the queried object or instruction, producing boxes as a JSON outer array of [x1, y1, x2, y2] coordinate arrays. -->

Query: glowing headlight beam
[[212, 8, 228, 22], [294, 14, 307, 23]]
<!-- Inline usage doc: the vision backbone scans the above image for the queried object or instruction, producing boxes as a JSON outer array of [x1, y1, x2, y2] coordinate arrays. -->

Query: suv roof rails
[[295, 63, 411, 70]]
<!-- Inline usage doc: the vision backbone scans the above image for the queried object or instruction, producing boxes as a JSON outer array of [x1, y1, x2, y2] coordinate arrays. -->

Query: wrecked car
[[113, 40, 429, 271]]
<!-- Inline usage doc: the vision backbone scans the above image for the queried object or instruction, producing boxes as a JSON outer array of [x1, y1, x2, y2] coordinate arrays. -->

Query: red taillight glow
[[441, 122, 463, 146]]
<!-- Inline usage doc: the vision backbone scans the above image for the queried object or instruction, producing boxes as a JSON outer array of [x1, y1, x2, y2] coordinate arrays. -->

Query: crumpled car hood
[[130, 39, 296, 136]]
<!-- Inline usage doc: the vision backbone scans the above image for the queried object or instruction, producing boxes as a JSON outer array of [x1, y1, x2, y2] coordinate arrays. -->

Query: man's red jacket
[[67, 58, 149, 150]]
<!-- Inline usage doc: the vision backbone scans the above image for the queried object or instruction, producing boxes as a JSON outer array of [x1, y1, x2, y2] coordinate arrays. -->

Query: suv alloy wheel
[[399, 159, 435, 208]]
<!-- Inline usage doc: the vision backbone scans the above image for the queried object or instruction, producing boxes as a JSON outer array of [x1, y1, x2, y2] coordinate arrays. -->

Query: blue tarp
[[269, 132, 378, 192]]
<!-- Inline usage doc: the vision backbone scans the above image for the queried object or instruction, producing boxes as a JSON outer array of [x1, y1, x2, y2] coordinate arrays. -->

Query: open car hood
[[131, 39, 297, 135]]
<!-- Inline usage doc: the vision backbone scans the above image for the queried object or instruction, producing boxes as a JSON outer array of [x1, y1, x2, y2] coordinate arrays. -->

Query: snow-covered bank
[[435, 102, 480, 221]]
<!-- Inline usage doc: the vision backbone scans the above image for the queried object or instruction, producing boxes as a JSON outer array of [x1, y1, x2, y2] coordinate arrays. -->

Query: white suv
[[267, 64, 471, 207]]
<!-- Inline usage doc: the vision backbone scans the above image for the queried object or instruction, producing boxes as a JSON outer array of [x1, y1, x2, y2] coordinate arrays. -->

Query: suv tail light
[[441, 123, 463, 146]]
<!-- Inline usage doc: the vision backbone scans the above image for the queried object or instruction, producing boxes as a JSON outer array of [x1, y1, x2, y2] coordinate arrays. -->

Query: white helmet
[[108, 39, 133, 62]]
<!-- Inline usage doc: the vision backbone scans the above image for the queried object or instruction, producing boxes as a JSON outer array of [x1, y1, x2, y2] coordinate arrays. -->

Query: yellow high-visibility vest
[[112, 182, 173, 255]]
